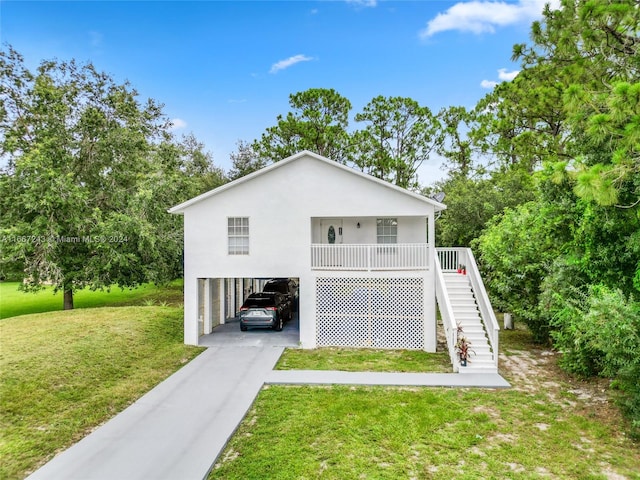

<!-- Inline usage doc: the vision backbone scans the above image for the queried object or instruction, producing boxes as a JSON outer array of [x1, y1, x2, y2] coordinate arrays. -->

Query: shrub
[[551, 285, 640, 437]]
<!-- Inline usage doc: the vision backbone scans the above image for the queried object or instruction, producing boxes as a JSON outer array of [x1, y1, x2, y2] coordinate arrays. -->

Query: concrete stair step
[[459, 321, 485, 337], [447, 292, 475, 298], [450, 297, 477, 304]]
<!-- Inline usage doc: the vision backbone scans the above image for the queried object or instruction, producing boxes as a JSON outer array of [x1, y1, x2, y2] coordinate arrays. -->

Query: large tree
[[253, 88, 352, 163], [350, 96, 441, 190], [0, 46, 205, 309]]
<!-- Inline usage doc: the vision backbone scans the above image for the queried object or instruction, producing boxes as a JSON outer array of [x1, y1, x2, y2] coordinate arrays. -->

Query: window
[[376, 218, 397, 244], [228, 217, 249, 255]]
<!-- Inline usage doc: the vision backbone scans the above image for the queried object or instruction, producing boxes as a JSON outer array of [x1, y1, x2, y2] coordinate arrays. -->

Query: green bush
[[551, 285, 640, 437]]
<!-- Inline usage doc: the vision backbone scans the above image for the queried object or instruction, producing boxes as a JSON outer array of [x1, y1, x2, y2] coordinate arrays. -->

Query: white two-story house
[[169, 151, 500, 372]]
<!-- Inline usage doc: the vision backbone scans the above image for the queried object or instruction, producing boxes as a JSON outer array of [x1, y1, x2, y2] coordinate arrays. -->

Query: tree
[[470, 63, 570, 172], [432, 167, 535, 247], [0, 46, 199, 309], [436, 106, 475, 178], [513, 0, 640, 206], [228, 140, 265, 180], [471, 0, 639, 432], [253, 88, 352, 163], [350, 96, 441, 189]]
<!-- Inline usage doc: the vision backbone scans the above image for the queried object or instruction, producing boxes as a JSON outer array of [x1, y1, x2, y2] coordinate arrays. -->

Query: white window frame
[[228, 217, 249, 255], [376, 218, 398, 244]]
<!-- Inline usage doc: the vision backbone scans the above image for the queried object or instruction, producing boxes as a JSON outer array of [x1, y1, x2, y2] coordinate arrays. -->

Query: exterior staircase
[[435, 248, 500, 375], [442, 273, 497, 373]]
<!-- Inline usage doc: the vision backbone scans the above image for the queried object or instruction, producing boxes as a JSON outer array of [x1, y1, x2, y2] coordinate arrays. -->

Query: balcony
[[311, 244, 429, 271]]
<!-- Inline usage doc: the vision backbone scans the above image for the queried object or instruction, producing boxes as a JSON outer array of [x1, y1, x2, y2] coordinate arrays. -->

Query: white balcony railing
[[311, 244, 429, 271]]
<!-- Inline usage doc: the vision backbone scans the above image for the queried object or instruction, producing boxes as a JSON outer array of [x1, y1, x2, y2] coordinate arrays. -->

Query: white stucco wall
[[177, 153, 440, 348]]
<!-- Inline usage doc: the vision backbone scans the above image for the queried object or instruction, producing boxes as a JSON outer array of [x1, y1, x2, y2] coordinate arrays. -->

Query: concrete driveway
[[27, 345, 285, 480], [199, 313, 300, 348]]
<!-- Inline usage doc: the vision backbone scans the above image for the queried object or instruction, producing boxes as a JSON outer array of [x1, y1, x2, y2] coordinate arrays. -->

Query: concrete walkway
[[267, 370, 510, 388], [27, 346, 284, 480], [28, 321, 510, 480]]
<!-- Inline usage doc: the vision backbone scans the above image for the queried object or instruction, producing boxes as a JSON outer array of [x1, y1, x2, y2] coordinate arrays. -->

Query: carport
[[195, 277, 300, 346]]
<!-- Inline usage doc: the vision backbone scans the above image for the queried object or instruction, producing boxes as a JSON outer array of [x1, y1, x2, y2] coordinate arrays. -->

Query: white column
[[219, 278, 226, 325], [425, 213, 437, 352], [203, 278, 213, 334], [298, 272, 316, 348], [183, 276, 199, 346], [227, 278, 236, 317]]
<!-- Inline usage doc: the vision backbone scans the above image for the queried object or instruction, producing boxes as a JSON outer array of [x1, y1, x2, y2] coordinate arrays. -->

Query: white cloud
[[310, 8, 319, 15], [269, 54, 314, 74], [481, 68, 520, 88], [346, 0, 377, 7], [419, 0, 560, 38], [498, 68, 519, 81], [169, 118, 187, 131]]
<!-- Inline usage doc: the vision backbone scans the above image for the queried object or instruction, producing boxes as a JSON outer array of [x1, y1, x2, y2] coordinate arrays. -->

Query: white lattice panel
[[316, 277, 424, 350]]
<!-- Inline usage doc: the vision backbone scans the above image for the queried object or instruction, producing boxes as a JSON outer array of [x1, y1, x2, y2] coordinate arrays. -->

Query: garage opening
[[197, 277, 300, 346]]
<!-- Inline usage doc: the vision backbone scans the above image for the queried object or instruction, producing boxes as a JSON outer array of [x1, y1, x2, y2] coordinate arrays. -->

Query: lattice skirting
[[316, 277, 424, 350]]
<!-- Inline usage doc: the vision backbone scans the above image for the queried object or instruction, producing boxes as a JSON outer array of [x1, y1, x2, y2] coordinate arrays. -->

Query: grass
[[0, 280, 184, 319], [276, 347, 452, 373], [209, 324, 640, 479], [0, 306, 203, 480]]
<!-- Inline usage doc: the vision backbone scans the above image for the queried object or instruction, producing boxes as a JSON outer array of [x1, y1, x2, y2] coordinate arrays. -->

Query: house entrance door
[[320, 219, 343, 244]]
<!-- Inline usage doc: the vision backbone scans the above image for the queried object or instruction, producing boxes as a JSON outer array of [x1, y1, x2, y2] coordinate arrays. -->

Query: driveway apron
[[27, 346, 284, 480]]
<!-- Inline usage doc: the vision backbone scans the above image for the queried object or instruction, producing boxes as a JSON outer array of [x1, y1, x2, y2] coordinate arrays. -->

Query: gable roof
[[168, 150, 447, 214]]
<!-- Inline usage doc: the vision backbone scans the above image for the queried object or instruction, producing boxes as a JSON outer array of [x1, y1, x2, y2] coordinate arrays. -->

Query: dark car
[[263, 278, 298, 309], [238, 292, 292, 331]]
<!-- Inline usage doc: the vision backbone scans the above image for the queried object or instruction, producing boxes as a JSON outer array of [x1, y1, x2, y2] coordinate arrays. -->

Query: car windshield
[[264, 283, 287, 294], [244, 297, 276, 308]]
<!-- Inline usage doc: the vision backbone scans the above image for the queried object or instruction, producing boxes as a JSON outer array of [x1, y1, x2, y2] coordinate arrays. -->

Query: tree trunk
[[63, 288, 74, 310]]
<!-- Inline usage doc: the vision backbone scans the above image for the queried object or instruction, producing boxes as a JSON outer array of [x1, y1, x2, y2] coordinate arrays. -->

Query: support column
[[203, 278, 213, 334], [298, 273, 316, 349], [228, 278, 236, 319], [184, 276, 199, 346], [425, 213, 437, 352], [219, 278, 226, 325]]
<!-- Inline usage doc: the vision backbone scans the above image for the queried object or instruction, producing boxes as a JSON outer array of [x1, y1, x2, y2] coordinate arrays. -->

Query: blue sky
[[1, 0, 557, 183]]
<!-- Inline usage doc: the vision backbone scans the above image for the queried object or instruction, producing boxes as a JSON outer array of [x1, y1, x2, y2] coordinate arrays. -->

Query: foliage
[[469, 0, 640, 432], [436, 106, 476, 177], [550, 286, 640, 437], [515, 0, 640, 206], [471, 64, 570, 172], [349, 96, 441, 189], [253, 88, 352, 163], [433, 167, 535, 247], [0, 306, 202, 479], [253, 89, 444, 189], [475, 200, 571, 342], [0, 46, 221, 309], [228, 139, 265, 180]]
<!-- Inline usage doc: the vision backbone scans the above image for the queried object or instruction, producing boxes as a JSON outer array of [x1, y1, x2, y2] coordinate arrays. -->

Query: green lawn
[[0, 280, 184, 319], [0, 306, 202, 480], [276, 347, 452, 373], [209, 326, 640, 479]]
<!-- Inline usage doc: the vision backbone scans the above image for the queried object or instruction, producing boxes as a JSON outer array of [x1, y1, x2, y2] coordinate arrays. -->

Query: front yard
[[209, 325, 640, 479], [2, 305, 638, 479]]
